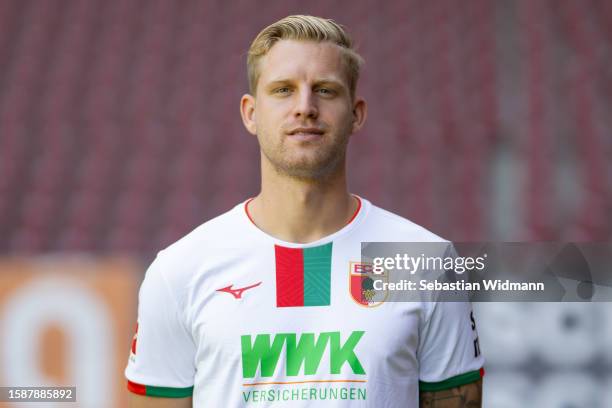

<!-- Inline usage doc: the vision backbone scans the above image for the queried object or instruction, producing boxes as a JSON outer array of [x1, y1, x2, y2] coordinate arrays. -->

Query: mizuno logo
[[216, 282, 262, 299]]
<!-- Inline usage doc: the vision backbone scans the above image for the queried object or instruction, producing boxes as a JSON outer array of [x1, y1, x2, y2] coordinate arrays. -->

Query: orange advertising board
[[0, 256, 142, 407]]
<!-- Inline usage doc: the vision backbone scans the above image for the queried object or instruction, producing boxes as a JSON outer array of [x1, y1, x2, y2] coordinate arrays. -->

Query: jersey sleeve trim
[[127, 380, 194, 398], [419, 367, 484, 392]]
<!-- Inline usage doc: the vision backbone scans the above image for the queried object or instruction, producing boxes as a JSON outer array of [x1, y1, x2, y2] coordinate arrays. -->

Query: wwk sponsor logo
[[241, 331, 366, 378]]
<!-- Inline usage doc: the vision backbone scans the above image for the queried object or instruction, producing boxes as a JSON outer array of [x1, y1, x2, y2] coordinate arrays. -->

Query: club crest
[[349, 261, 388, 307]]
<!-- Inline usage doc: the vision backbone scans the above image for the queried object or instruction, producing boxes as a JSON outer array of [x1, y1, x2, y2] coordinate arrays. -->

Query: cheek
[[255, 111, 284, 144], [257, 101, 288, 128], [327, 106, 354, 131]]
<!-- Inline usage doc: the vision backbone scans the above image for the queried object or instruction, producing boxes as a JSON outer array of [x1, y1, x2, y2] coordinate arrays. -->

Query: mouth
[[287, 128, 325, 141]]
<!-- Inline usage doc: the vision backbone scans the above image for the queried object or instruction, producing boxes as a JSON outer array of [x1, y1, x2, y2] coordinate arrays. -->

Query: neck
[[248, 156, 358, 243]]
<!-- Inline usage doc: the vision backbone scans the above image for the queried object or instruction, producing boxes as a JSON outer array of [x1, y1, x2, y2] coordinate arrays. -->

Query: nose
[[294, 88, 318, 120]]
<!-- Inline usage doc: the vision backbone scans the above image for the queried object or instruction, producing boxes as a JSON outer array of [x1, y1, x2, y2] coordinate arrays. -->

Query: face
[[241, 40, 366, 180]]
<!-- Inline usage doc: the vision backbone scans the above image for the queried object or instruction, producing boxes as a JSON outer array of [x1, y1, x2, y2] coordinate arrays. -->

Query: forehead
[[257, 39, 348, 87]]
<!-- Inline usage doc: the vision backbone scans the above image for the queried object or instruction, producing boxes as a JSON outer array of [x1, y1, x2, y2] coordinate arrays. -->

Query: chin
[[278, 157, 342, 179]]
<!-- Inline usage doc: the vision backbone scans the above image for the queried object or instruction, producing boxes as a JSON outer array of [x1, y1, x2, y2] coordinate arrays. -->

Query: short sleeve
[[417, 300, 485, 391], [125, 254, 196, 398]]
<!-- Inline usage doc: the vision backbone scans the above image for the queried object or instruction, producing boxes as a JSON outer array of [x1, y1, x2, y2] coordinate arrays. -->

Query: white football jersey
[[125, 197, 484, 407]]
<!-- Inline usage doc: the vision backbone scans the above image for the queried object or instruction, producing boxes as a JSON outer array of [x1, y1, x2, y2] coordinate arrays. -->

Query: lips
[[288, 128, 325, 136], [287, 128, 325, 142]]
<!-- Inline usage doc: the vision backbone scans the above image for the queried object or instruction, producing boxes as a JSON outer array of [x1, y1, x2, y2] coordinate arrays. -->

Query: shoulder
[[162, 202, 246, 258], [150, 201, 253, 289], [358, 198, 448, 243]]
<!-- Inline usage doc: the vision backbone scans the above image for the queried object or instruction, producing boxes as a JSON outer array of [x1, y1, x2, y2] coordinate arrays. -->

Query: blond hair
[[247, 15, 364, 99]]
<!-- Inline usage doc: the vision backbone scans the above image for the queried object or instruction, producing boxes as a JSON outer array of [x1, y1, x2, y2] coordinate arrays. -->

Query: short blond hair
[[247, 15, 364, 99]]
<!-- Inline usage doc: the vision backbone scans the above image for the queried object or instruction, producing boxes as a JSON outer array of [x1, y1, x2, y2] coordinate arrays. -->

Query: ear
[[240, 93, 257, 136], [351, 96, 367, 133]]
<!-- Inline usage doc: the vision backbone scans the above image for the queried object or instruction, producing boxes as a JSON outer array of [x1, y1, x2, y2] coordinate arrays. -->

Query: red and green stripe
[[275, 242, 333, 307], [127, 380, 193, 398]]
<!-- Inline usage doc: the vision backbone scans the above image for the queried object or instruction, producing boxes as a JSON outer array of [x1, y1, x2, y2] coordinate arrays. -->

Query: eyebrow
[[265, 78, 346, 89]]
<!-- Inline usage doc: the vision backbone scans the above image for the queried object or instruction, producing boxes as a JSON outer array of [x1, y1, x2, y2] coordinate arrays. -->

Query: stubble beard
[[260, 132, 350, 181]]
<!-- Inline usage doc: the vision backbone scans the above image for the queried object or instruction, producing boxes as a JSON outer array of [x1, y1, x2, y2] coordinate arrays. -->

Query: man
[[125, 15, 484, 407]]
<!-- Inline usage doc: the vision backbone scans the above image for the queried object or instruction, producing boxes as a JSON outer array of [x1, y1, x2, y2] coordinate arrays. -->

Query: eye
[[274, 87, 291, 94], [316, 88, 336, 96]]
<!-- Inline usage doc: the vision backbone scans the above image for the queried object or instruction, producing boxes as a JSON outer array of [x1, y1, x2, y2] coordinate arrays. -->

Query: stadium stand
[[0, 0, 610, 253]]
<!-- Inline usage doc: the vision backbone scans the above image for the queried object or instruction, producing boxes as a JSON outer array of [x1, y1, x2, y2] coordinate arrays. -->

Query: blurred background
[[0, 0, 610, 406]]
